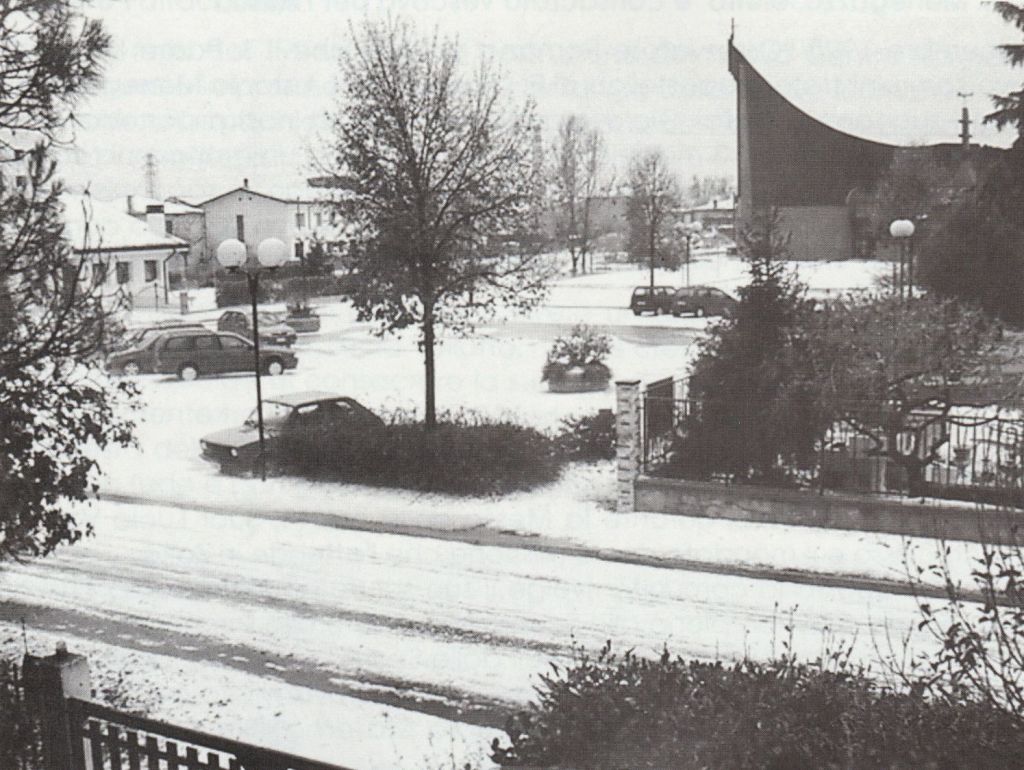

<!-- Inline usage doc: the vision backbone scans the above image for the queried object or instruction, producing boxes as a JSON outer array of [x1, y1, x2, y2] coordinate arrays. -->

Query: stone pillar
[[23, 643, 91, 770], [616, 379, 642, 512]]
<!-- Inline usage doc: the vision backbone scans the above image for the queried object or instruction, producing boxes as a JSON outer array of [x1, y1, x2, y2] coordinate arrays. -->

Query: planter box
[[546, 364, 610, 393]]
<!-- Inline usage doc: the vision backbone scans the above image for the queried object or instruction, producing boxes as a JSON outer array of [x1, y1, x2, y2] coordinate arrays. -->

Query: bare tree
[[0, 0, 138, 561], [550, 115, 609, 274], [627, 150, 680, 288], [325, 16, 552, 428]]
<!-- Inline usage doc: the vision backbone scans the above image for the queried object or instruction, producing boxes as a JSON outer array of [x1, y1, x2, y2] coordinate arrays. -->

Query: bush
[[554, 411, 616, 461], [0, 658, 42, 769], [277, 409, 562, 496], [215, 274, 355, 307], [541, 324, 611, 382], [491, 643, 1024, 769]]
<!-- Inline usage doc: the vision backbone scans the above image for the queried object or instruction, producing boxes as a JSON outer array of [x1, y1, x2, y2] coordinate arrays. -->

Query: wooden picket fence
[[66, 698, 352, 770]]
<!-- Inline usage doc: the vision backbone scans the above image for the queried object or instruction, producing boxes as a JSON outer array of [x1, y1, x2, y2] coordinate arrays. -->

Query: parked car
[[200, 391, 384, 474], [217, 310, 297, 347], [106, 323, 209, 375], [282, 304, 322, 333], [671, 285, 738, 318], [152, 329, 297, 380], [629, 285, 675, 315]]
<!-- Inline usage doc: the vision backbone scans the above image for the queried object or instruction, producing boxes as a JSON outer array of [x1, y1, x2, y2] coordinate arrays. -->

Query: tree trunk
[[423, 302, 437, 430]]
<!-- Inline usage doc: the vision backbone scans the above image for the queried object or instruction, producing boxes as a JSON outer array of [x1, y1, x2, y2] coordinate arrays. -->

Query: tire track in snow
[[0, 599, 514, 728]]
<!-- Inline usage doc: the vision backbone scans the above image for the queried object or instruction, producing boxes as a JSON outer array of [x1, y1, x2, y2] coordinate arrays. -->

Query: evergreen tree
[[677, 210, 819, 481]]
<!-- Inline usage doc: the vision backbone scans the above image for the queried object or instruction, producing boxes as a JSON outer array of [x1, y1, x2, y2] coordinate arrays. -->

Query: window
[[315, 212, 322, 227], [295, 212, 306, 229], [236, 214, 245, 242], [294, 240, 305, 259], [116, 262, 130, 285], [195, 335, 220, 350], [219, 335, 249, 349], [144, 260, 158, 282], [162, 336, 193, 352], [92, 260, 108, 285]]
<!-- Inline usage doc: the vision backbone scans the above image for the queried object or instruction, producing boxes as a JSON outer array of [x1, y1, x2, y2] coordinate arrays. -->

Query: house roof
[[689, 194, 736, 212], [114, 194, 203, 216], [197, 184, 356, 207], [62, 194, 188, 253]]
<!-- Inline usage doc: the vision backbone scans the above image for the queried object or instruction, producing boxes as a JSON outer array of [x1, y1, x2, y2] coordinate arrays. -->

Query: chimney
[[243, 178, 249, 189], [126, 194, 134, 215], [145, 204, 167, 236]]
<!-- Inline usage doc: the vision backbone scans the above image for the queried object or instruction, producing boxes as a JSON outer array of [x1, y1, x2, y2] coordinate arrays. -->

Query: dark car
[[200, 391, 384, 474], [217, 310, 297, 348], [152, 330, 297, 380], [671, 285, 738, 318], [106, 323, 208, 375], [629, 286, 675, 315]]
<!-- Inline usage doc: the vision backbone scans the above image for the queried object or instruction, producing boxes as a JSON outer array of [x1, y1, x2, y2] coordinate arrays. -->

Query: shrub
[[491, 643, 1024, 769], [215, 274, 354, 307], [554, 411, 616, 461], [541, 324, 611, 382], [277, 409, 561, 496], [0, 658, 42, 769]]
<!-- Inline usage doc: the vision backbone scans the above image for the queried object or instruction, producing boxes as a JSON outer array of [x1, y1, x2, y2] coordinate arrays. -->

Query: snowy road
[[1, 498, 932, 731]]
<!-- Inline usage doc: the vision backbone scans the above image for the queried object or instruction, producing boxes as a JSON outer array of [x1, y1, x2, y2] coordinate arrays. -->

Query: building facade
[[199, 180, 340, 264], [62, 194, 187, 308]]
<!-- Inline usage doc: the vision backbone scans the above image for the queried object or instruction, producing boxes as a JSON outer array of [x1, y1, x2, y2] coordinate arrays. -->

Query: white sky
[[59, 0, 1022, 201]]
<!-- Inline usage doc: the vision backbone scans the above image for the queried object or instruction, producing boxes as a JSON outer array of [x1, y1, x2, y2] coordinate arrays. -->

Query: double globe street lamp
[[215, 237, 289, 481]]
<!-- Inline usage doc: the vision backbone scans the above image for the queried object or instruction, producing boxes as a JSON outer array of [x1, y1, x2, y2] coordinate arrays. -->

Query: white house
[[198, 179, 342, 264], [62, 194, 188, 309]]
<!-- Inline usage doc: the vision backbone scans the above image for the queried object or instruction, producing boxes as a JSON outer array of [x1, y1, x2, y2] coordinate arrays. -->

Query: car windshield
[[243, 401, 293, 427], [634, 288, 650, 296]]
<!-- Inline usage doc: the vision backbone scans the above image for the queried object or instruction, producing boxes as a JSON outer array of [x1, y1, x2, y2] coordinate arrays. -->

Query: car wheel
[[265, 358, 284, 376], [632, 309, 641, 316], [178, 363, 199, 381], [695, 307, 705, 318], [122, 361, 141, 377]]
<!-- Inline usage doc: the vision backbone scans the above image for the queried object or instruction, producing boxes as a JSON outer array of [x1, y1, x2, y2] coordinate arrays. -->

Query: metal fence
[[641, 381, 1024, 506]]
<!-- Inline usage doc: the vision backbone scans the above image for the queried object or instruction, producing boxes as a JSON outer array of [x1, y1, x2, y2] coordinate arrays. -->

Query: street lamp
[[215, 237, 288, 481], [889, 219, 915, 301]]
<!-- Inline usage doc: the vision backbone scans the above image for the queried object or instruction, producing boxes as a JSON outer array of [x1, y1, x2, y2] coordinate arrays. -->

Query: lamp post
[[889, 219, 915, 301], [215, 237, 288, 481]]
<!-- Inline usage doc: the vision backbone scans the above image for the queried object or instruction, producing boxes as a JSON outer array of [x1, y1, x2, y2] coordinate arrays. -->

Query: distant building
[[116, 194, 207, 285], [681, 194, 735, 236], [198, 179, 342, 265], [728, 37, 1006, 260], [62, 194, 187, 308]]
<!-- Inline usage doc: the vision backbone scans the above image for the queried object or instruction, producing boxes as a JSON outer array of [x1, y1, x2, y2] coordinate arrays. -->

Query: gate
[[641, 377, 695, 472]]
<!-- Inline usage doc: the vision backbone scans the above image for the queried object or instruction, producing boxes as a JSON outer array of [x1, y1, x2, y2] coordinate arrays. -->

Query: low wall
[[635, 476, 1024, 544]]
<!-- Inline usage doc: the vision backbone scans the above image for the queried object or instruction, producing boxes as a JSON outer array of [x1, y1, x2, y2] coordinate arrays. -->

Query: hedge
[[491, 643, 1024, 769], [215, 274, 355, 307]]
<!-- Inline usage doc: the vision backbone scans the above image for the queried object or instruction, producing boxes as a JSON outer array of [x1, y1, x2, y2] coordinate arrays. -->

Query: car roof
[[263, 391, 345, 408]]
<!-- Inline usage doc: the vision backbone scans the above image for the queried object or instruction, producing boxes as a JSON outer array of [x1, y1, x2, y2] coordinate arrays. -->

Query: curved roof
[[729, 40, 897, 208]]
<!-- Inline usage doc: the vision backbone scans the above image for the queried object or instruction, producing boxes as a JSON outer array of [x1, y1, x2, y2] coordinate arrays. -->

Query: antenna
[[143, 153, 159, 198], [957, 92, 974, 148]]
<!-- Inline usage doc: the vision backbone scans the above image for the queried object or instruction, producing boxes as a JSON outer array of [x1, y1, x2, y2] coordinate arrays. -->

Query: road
[[0, 498, 933, 730]]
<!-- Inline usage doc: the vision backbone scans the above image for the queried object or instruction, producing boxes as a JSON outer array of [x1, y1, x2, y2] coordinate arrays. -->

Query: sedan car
[[629, 286, 675, 315], [217, 310, 297, 348], [670, 285, 738, 318], [200, 391, 384, 474], [106, 323, 208, 375], [152, 330, 297, 380]]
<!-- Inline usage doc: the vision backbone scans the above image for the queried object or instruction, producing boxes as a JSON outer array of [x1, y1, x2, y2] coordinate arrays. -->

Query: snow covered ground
[[6, 254, 966, 769]]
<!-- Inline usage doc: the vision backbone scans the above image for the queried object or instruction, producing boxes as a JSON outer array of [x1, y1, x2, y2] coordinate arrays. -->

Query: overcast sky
[[59, 0, 1022, 202]]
